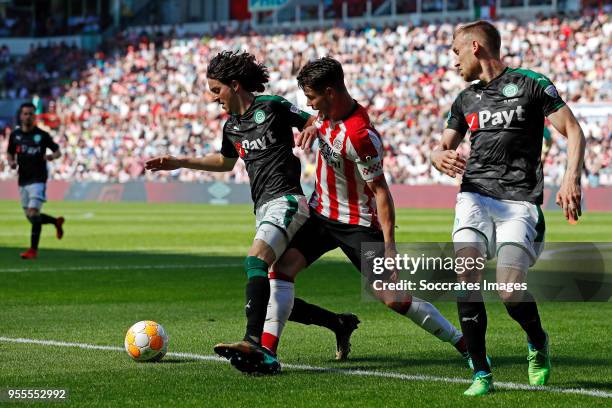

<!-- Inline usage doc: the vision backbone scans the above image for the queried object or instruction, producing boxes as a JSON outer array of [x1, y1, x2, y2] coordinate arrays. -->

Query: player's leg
[[288, 298, 360, 360], [337, 225, 466, 357], [243, 238, 277, 345], [39, 213, 64, 240], [22, 207, 41, 259], [216, 197, 352, 372], [494, 200, 549, 385], [453, 192, 495, 396], [263, 209, 350, 358], [213, 237, 279, 373], [265, 241, 361, 360], [213, 196, 284, 371], [20, 183, 47, 259], [262, 248, 307, 355]]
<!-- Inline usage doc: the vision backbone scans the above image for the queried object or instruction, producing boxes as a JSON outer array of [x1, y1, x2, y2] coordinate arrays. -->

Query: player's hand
[[9, 161, 17, 170], [430, 149, 466, 178], [556, 176, 582, 223], [296, 125, 318, 152], [45, 154, 55, 161], [145, 155, 181, 172]]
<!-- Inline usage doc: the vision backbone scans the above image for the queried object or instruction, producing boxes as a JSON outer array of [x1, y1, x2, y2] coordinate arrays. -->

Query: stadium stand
[[0, 13, 610, 186]]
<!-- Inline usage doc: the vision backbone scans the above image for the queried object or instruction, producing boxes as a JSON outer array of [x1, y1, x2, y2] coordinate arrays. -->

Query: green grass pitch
[[0, 200, 610, 407]]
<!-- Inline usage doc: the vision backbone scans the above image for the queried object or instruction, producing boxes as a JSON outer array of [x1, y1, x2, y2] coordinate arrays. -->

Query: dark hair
[[16, 102, 36, 126], [454, 20, 501, 57], [297, 57, 345, 92], [206, 51, 269, 93]]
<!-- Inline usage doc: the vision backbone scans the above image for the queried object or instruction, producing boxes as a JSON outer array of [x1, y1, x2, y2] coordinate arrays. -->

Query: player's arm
[[46, 149, 61, 161], [541, 127, 553, 162], [275, 96, 318, 150], [145, 153, 237, 172], [367, 175, 396, 255], [43, 132, 61, 161], [430, 96, 468, 178], [533, 74, 584, 222], [547, 105, 586, 222], [6, 132, 17, 169], [430, 128, 466, 178], [349, 129, 396, 255], [296, 116, 318, 151], [146, 125, 240, 173], [7, 152, 16, 169]]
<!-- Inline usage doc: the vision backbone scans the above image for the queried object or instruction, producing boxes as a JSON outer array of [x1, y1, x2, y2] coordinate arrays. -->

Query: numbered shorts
[[452, 192, 545, 266], [254, 194, 310, 260], [19, 182, 46, 210]]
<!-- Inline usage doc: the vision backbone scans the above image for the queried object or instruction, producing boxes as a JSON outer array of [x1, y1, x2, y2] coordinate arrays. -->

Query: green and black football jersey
[[446, 67, 566, 204], [220, 95, 310, 209], [7, 126, 59, 186]]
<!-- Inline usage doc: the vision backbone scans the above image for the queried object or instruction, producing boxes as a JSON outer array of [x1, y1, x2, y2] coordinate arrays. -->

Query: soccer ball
[[124, 320, 169, 362]]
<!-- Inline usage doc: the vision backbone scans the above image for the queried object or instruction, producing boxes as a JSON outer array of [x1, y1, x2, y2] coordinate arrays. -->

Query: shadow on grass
[[0, 246, 242, 270]]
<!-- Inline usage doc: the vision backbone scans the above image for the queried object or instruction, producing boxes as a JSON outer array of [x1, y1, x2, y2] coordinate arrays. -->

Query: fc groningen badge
[[502, 84, 519, 97], [254, 110, 266, 124]]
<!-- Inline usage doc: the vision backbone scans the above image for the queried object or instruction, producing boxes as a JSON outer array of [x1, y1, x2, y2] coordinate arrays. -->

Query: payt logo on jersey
[[465, 106, 525, 130], [234, 142, 246, 158], [466, 112, 479, 130]]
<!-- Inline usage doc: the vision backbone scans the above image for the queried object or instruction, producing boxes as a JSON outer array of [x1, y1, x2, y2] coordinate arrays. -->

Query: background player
[[7, 102, 65, 259], [145, 51, 359, 373], [229, 57, 469, 374], [430, 20, 585, 396]]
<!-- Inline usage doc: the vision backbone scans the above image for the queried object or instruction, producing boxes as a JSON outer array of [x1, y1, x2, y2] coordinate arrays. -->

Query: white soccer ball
[[124, 320, 169, 362]]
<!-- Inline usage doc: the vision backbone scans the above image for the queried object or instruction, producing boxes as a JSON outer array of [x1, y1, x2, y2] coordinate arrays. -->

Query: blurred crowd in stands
[[0, 13, 610, 186]]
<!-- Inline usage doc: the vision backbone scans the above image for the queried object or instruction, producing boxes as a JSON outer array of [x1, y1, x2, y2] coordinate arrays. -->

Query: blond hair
[[454, 20, 501, 57]]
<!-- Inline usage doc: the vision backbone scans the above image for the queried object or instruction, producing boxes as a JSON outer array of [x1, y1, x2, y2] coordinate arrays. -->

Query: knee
[[385, 300, 412, 315], [455, 246, 486, 280], [244, 256, 269, 279], [26, 212, 41, 224], [25, 208, 39, 220], [272, 248, 305, 281], [498, 290, 524, 304], [248, 239, 276, 266]]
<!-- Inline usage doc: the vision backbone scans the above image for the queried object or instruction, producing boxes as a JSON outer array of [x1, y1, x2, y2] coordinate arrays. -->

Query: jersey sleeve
[[346, 127, 384, 182], [445, 94, 468, 135], [43, 131, 59, 152], [220, 125, 239, 159], [7, 131, 16, 155], [274, 96, 311, 130], [530, 75, 566, 116]]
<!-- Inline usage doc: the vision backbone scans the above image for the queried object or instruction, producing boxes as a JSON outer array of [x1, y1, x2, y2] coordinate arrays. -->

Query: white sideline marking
[[0, 264, 242, 273], [0, 337, 610, 399]]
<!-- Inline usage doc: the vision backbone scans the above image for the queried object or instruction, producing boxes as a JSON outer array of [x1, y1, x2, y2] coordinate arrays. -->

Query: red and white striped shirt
[[310, 104, 384, 228]]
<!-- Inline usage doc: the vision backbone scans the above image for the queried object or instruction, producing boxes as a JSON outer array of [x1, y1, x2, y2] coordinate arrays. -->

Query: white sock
[[262, 279, 294, 354], [405, 297, 462, 344]]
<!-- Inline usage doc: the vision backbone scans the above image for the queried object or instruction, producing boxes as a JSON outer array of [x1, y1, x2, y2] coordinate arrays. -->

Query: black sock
[[30, 221, 41, 250], [289, 298, 340, 332], [504, 292, 546, 350], [40, 213, 57, 225], [457, 292, 490, 374], [243, 256, 271, 344], [244, 276, 270, 344]]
